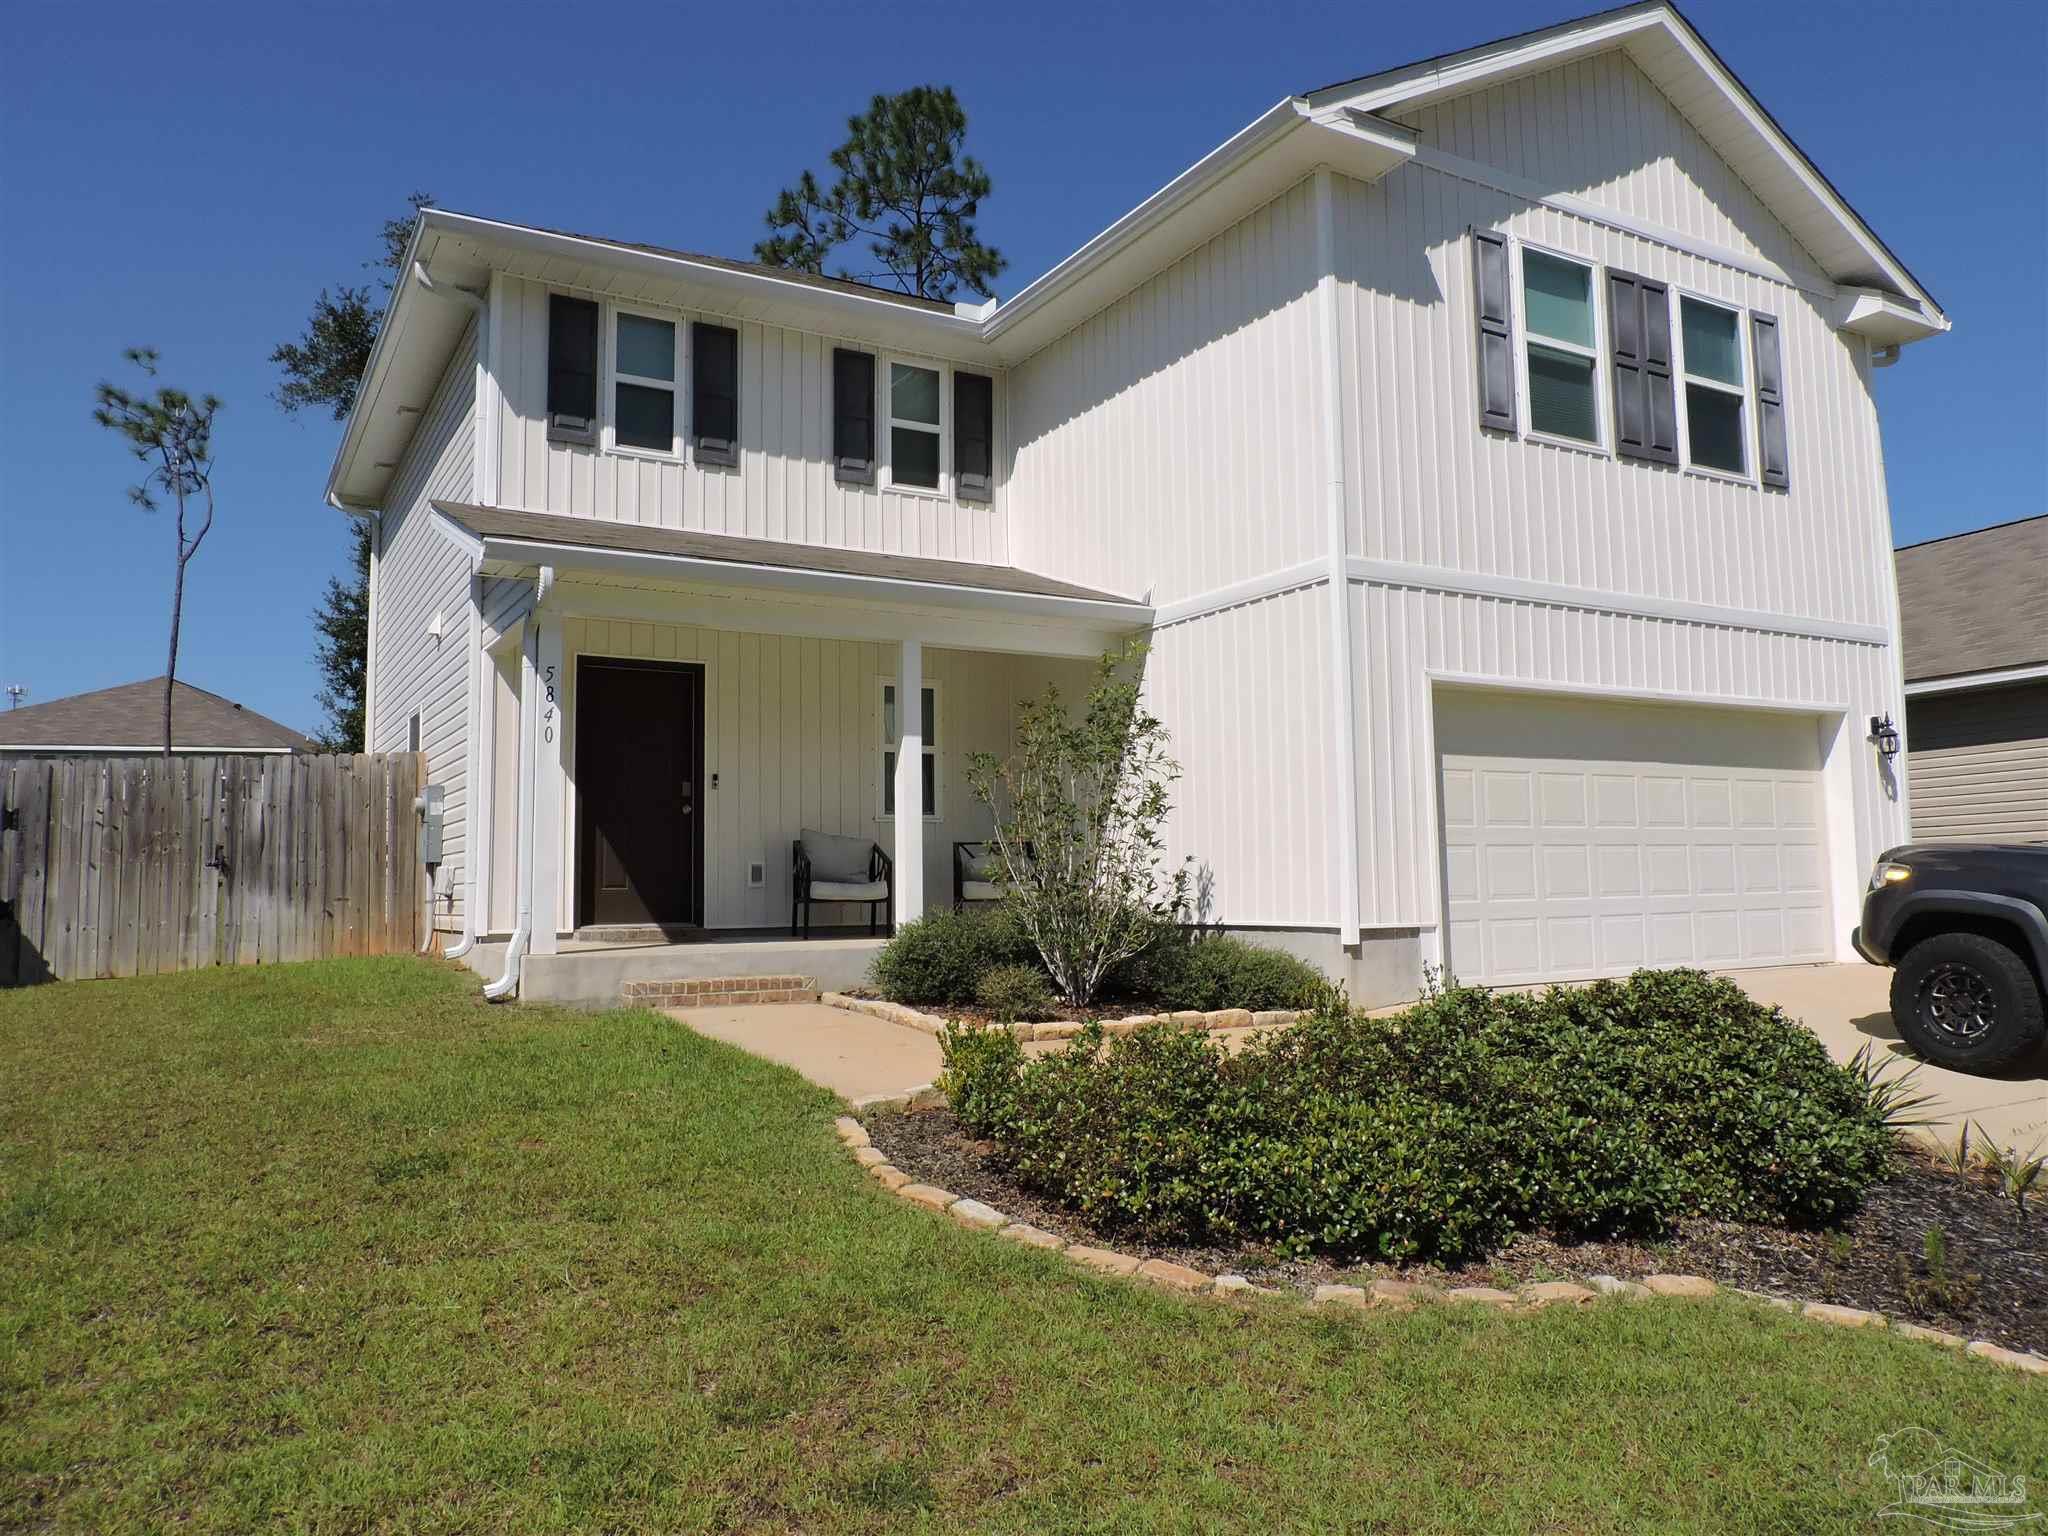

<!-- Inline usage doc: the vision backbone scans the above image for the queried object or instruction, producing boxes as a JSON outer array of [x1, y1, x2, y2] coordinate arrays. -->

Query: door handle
[[680, 780, 694, 815]]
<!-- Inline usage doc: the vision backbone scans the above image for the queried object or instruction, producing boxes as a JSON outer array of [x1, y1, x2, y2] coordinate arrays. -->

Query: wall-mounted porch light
[[1868, 713, 1901, 760]]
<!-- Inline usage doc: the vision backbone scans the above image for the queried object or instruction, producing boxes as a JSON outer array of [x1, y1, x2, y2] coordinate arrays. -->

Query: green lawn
[[2, 960, 2040, 1534]]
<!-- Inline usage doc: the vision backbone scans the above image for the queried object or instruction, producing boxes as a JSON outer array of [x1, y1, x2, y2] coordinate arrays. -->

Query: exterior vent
[[747, 861, 766, 888]]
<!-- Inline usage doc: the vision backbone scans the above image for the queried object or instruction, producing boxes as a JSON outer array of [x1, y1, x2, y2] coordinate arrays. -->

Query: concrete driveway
[[1728, 963, 2048, 1150]]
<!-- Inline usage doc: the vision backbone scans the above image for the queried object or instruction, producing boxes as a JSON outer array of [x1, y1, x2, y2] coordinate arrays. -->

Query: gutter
[[483, 563, 554, 1001]]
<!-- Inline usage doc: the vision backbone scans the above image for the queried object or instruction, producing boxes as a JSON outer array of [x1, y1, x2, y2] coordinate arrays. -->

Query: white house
[[326, 3, 1948, 1005]]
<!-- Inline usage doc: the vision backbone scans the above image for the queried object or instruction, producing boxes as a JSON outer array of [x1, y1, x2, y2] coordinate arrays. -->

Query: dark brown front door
[[577, 658, 704, 927]]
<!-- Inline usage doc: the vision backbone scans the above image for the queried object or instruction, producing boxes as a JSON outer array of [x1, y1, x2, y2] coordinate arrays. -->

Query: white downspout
[[483, 565, 553, 1000], [1313, 167, 1364, 952], [441, 566, 485, 960]]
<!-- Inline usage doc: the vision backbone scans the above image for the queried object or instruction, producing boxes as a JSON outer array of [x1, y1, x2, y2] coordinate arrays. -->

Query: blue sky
[[3, 0, 2041, 736]]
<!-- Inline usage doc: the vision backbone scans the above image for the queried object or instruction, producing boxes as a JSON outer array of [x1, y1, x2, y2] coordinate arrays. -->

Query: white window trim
[[1512, 239, 1609, 455], [1672, 288, 1758, 486], [877, 677, 941, 821], [882, 354, 948, 498], [604, 303, 685, 463]]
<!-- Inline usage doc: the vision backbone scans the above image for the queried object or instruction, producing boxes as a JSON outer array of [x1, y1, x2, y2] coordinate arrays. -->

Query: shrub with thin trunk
[[965, 644, 1185, 1007]]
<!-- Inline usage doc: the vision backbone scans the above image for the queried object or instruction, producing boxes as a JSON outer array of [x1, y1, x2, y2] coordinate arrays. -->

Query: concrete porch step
[[622, 975, 819, 1007]]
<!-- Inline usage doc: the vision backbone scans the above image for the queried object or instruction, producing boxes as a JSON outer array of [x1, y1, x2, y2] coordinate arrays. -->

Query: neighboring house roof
[[0, 678, 315, 753], [430, 501, 1148, 619], [1894, 516, 2048, 684], [330, 2, 1948, 512]]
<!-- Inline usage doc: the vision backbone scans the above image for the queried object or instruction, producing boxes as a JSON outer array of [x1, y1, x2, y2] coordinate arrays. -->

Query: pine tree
[[757, 87, 1004, 301]]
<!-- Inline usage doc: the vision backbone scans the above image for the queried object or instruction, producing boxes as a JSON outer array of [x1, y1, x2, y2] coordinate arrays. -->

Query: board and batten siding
[[530, 617, 1088, 933], [489, 275, 1008, 565], [369, 319, 477, 925], [1006, 176, 1326, 608], [1906, 682, 2048, 845]]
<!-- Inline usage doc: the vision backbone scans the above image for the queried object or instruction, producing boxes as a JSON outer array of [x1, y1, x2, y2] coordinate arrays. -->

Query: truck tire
[[1891, 931, 2047, 1074]]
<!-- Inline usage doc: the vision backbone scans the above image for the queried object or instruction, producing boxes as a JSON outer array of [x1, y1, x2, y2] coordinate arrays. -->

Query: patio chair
[[792, 829, 893, 938], [953, 840, 1033, 909]]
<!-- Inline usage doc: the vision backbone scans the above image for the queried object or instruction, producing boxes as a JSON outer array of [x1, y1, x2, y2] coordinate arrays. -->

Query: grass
[[1, 959, 2041, 1534]]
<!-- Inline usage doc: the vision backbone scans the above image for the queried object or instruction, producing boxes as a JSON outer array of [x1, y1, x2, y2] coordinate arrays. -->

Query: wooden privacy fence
[[0, 753, 425, 986]]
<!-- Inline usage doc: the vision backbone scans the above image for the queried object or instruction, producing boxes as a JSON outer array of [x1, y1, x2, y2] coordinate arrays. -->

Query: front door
[[577, 658, 704, 927]]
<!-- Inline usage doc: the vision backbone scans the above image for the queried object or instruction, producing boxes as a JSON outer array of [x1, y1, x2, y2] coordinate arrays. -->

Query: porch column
[[529, 610, 566, 955], [893, 637, 926, 926]]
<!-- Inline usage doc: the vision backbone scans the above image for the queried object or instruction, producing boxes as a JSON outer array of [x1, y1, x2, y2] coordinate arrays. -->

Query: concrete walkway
[[672, 965, 2048, 1149]]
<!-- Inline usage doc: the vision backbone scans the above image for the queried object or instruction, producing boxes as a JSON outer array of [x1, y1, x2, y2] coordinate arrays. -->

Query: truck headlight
[[1869, 862, 1912, 891]]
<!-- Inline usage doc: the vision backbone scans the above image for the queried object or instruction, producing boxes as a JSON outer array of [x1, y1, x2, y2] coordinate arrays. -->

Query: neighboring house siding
[[1006, 176, 1325, 608], [545, 617, 1087, 930], [1906, 682, 2048, 845], [489, 275, 1007, 565], [372, 320, 478, 925]]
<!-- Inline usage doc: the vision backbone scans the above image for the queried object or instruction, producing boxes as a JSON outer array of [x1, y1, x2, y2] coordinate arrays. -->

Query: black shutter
[[1472, 230, 1516, 432], [547, 295, 599, 443], [691, 322, 739, 467], [1752, 313, 1789, 489], [1609, 270, 1677, 465], [954, 371, 993, 502], [832, 348, 874, 484]]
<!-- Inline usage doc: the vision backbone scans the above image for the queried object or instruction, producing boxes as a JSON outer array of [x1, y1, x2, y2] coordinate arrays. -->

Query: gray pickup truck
[[1855, 843, 2048, 1074]]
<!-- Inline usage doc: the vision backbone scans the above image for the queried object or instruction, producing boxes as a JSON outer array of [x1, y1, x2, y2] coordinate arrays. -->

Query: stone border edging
[[830, 1113, 2048, 1379], [821, 992, 1305, 1041]]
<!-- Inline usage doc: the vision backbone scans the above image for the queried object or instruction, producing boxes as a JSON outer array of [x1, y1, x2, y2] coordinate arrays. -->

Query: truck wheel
[[1891, 931, 2047, 1074]]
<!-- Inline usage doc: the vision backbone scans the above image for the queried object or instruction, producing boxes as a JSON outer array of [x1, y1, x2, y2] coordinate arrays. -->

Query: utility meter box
[[416, 783, 445, 867]]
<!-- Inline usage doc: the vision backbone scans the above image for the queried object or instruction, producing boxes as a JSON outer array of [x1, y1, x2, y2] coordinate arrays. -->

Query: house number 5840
[[542, 665, 557, 744]]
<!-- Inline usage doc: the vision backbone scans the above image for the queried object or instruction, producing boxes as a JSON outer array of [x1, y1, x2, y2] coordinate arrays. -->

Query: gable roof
[[1894, 517, 2048, 684], [1301, 2, 1943, 316], [0, 679, 315, 753], [330, 3, 1944, 511]]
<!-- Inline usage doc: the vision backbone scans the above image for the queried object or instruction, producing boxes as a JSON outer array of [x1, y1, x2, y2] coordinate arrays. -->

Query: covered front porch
[[436, 502, 1149, 1001]]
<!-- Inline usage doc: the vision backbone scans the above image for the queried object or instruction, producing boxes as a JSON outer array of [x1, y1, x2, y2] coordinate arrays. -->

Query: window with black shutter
[[547, 295, 599, 444], [832, 348, 875, 484], [1609, 270, 1678, 465], [691, 322, 739, 467], [954, 371, 993, 502]]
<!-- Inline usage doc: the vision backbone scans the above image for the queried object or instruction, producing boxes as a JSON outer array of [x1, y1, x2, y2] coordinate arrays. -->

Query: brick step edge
[[820, 993, 1306, 1041], [626, 976, 819, 1006], [830, 1119, 2048, 1379]]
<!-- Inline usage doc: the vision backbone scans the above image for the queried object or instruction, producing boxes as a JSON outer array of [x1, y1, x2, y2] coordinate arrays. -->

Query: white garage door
[[1437, 691, 1832, 986]]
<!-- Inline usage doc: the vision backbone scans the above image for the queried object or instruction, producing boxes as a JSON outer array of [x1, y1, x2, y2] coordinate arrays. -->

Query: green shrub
[[936, 1021, 1028, 1139], [975, 964, 1058, 1024], [949, 968, 1906, 1262], [1112, 931, 1329, 1012], [870, 907, 1039, 1006]]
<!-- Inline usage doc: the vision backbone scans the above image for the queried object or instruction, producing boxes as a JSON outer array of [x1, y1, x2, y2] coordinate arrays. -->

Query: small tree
[[309, 522, 369, 751], [92, 349, 221, 760], [965, 644, 1185, 1007], [756, 86, 1005, 301]]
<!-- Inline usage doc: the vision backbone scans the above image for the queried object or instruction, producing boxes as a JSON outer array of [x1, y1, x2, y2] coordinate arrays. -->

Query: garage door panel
[[1438, 692, 1831, 985]]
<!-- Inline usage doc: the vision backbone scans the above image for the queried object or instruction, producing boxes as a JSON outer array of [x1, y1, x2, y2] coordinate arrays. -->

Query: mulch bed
[[862, 1106, 2048, 1354]]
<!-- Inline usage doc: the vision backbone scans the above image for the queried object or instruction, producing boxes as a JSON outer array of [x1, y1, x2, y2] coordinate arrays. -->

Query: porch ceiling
[[431, 501, 1150, 627]]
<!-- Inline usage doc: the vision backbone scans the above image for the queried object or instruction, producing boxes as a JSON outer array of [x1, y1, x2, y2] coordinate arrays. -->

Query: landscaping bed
[[862, 1102, 2048, 1354]]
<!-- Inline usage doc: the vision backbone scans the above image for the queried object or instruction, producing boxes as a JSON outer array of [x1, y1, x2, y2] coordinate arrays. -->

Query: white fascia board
[[1837, 288, 1950, 346], [1903, 661, 2048, 697], [1304, 3, 1945, 326], [475, 535, 1154, 629], [324, 215, 432, 512]]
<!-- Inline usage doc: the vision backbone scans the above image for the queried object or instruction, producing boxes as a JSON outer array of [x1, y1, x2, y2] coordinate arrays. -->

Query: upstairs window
[[1679, 296, 1747, 476], [546, 295, 599, 444], [880, 682, 937, 818], [888, 361, 942, 491], [612, 310, 678, 455], [1521, 249, 1600, 445]]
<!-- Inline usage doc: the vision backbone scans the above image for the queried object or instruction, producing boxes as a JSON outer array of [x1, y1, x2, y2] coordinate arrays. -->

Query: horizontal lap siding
[[493, 276, 1005, 565], [550, 618, 1088, 930], [1350, 583, 1909, 929], [1006, 178, 1324, 607], [1906, 683, 2048, 844], [1146, 585, 1335, 928], [1345, 48, 1893, 633], [372, 321, 477, 924]]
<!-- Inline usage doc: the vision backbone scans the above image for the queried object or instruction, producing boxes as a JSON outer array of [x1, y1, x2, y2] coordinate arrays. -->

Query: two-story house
[[326, 3, 1948, 1005]]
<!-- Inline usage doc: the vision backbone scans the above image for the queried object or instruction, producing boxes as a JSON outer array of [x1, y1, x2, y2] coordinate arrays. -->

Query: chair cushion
[[961, 880, 1003, 902], [801, 829, 873, 884], [958, 844, 999, 882], [810, 879, 888, 902]]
